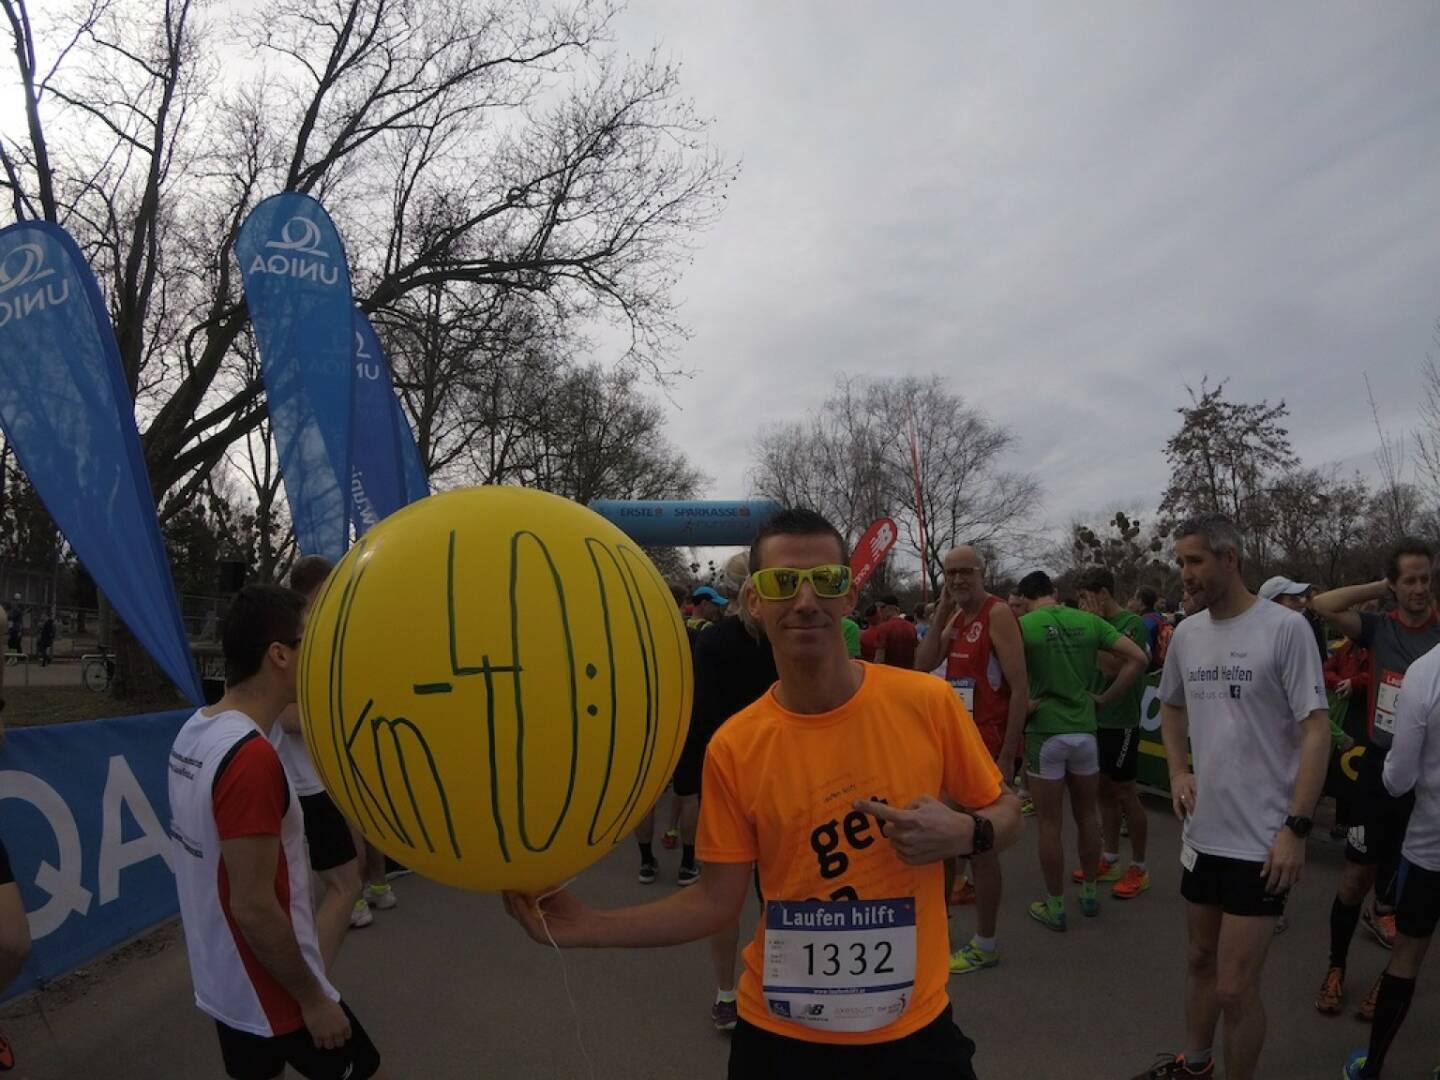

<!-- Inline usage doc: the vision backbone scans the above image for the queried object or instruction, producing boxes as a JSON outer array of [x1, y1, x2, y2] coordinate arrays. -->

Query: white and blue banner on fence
[[0, 710, 188, 999]]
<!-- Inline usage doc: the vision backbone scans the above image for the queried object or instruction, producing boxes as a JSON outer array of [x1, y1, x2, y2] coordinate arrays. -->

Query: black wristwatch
[[1284, 815, 1313, 839], [964, 812, 995, 856]]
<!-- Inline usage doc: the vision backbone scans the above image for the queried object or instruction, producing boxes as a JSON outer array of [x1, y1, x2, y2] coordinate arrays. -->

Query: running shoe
[[677, 863, 701, 887], [1362, 904, 1396, 950], [1112, 866, 1151, 899], [1129, 1052, 1215, 1078], [1356, 974, 1381, 1022], [364, 882, 398, 910], [1020, 797, 1035, 817], [1072, 858, 1122, 884], [662, 827, 680, 850], [1341, 1050, 1367, 1079], [1027, 900, 1066, 932], [349, 899, 374, 928], [1316, 966, 1344, 1015], [0, 1029, 14, 1071], [638, 859, 658, 885], [1079, 894, 1100, 918], [948, 939, 999, 974], [948, 879, 976, 906], [711, 997, 738, 1031]]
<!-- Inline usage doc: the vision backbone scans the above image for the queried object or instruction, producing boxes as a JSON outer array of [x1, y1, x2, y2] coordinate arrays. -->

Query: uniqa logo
[[353, 329, 381, 381], [0, 241, 71, 328], [248, 216, 339, 286]]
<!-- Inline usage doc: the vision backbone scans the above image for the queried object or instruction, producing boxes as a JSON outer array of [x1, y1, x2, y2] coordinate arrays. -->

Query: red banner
[[851, 517, 898, 595]]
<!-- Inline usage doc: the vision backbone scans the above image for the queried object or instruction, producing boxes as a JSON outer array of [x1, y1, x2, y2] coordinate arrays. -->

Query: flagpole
[[908, 414, 929, 604]]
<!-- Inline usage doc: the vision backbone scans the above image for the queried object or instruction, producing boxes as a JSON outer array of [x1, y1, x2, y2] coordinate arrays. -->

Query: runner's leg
[[1065, 769, 1102, 886], [971, 850, 1000, 940], [1030, 775, 1066, 897], [316, 858, 363, 967], [1215, 914, 1275, 1080], [0, 882, 30, 991], [1184, 901, 1223, 1063]]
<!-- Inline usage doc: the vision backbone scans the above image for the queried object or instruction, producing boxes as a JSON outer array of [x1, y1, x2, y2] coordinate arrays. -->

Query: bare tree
[[1, 0, 734, 509], [750, 375, 1038, 593]]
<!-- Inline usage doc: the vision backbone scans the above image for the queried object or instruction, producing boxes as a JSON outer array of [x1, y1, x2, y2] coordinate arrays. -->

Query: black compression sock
[[1361, 972, 1415, 1076], [682, 844, 696, 869], [638, 841, 655, 864], [1329, 897, 1362, 969]]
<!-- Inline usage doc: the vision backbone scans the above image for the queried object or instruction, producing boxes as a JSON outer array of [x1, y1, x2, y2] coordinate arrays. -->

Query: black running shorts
[[1393, 858, 1440, 940], [728, 1004, 978, 1080], [299, 792, 357, 873], [1096, 726, 1140, 782], [1180, 850, 1287, 918], [215, 1000, 380, 1080], [1344, 748, 1414, 867]]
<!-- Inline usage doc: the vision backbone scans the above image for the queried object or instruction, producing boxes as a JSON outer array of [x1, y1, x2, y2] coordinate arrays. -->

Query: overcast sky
[[612, 2, 1440, 535]]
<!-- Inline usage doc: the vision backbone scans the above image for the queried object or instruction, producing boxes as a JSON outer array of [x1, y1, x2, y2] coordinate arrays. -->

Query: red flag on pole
[[851, 517, 899, 595]]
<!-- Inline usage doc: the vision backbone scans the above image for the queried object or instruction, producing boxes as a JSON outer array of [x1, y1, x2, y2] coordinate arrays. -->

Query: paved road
[[2, 799, 1435, 1078]]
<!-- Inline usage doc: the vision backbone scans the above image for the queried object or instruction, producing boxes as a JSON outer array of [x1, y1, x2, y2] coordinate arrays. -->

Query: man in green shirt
[[841, 614, 862, 658], [1001, 571, 1147, 931], [1076, 568, 1152, 901]]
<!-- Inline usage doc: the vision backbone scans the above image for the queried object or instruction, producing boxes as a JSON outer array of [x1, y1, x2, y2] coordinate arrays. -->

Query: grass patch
[[1, 686, 186, 728]]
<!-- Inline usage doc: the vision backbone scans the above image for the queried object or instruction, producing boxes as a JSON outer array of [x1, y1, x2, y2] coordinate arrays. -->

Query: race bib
[[1180, 843, 1198, 872], [762, 898, 917, 1033], [1374, 671, 1402, 736], [948, 677, 976, 714]]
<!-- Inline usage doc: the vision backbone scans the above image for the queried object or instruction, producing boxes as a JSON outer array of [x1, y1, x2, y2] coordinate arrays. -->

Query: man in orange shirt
[[505, 507, 1023, 1078]]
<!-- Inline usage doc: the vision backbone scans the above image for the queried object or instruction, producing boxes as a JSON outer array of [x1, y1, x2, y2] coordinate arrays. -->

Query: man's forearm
[[585, 874, 745, 948], [1094, 659, 1144, 710], [1313, 580, 1387, 614], [233, 901, 330, 1006], [1288, 713, 1331, 817]]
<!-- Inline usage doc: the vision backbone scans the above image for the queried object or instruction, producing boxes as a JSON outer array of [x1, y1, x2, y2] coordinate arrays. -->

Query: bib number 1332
[[762, 898, 917, 1033]]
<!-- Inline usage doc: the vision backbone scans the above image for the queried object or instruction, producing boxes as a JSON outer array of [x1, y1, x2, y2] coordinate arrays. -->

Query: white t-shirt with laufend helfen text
[[1159, 599, 1327, 862], [1384, 644, 1440, 872]]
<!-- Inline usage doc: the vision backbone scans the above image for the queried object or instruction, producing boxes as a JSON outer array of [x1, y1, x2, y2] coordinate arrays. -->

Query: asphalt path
[[2, 796, 1435, 1078]]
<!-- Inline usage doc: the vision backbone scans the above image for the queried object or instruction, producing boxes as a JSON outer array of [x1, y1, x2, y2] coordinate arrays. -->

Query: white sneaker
[[365, 883, 398, 911], [349, 899, 374, 928]]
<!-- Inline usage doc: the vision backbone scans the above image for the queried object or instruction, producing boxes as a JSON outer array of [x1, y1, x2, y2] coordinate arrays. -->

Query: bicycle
[[81, 652, 116, 692]]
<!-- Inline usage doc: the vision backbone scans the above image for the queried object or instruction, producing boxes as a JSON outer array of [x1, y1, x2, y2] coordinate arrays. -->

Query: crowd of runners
[[0, 507, 1437, 1079]]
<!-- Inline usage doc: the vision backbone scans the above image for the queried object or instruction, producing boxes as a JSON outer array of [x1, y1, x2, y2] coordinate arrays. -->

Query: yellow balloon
[[298, 486, 692, 892]]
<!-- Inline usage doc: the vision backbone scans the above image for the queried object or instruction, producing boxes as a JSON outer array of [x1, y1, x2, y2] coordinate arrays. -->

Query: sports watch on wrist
[[1283, 815, 1312, 838], [964, 812, 995, 856]]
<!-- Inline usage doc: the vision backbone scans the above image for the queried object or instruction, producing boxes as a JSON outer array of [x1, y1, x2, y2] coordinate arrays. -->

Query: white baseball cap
[[1258, 576, 1311, 601]]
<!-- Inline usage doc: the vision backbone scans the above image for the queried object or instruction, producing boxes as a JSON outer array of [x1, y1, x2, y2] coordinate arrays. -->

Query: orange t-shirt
[[696, 661, 1003, 1045]]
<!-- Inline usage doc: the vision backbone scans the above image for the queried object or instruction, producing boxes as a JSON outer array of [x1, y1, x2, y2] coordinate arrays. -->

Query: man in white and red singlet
[[915, 544, 1030, 974], [168, 584, 389, 1080]]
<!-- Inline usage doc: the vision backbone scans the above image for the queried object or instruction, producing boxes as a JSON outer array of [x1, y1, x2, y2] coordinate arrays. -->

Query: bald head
[[942, 545, 987, 609], [944, 545, 985, 573]]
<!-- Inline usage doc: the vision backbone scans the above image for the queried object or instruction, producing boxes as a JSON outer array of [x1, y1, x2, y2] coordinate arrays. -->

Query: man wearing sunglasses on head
[[505, 508, 1023, 1079]]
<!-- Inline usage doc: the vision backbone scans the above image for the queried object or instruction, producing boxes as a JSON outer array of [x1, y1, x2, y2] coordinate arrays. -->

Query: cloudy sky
[[612, 2, 1440, 534]]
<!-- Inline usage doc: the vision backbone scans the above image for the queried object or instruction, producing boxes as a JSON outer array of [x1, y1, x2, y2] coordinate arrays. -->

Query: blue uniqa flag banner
[[350, 309, 429, 534], [0, 221, 202, 704], [236, 194, 356, 561]]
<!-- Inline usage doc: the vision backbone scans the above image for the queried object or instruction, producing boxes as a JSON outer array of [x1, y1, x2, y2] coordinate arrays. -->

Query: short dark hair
[[289, 555, 334, 598], [748, 507, 848, 573], [1078, 567, 1116, 596], [1137, 586, 1159, 610], [880, 594, 900, 608], [223, 584, 306, 685], [1016, 570, 1055, 600], [1385, 538, 1434, 583]]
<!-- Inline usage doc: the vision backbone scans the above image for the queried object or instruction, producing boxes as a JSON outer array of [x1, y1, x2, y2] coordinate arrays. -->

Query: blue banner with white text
[[589, 499, 784, 547], [0, 710, 189, 999], [0, 221, 202, 703], [350, 309, 428, 534], [237, 194, 356, 561]]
